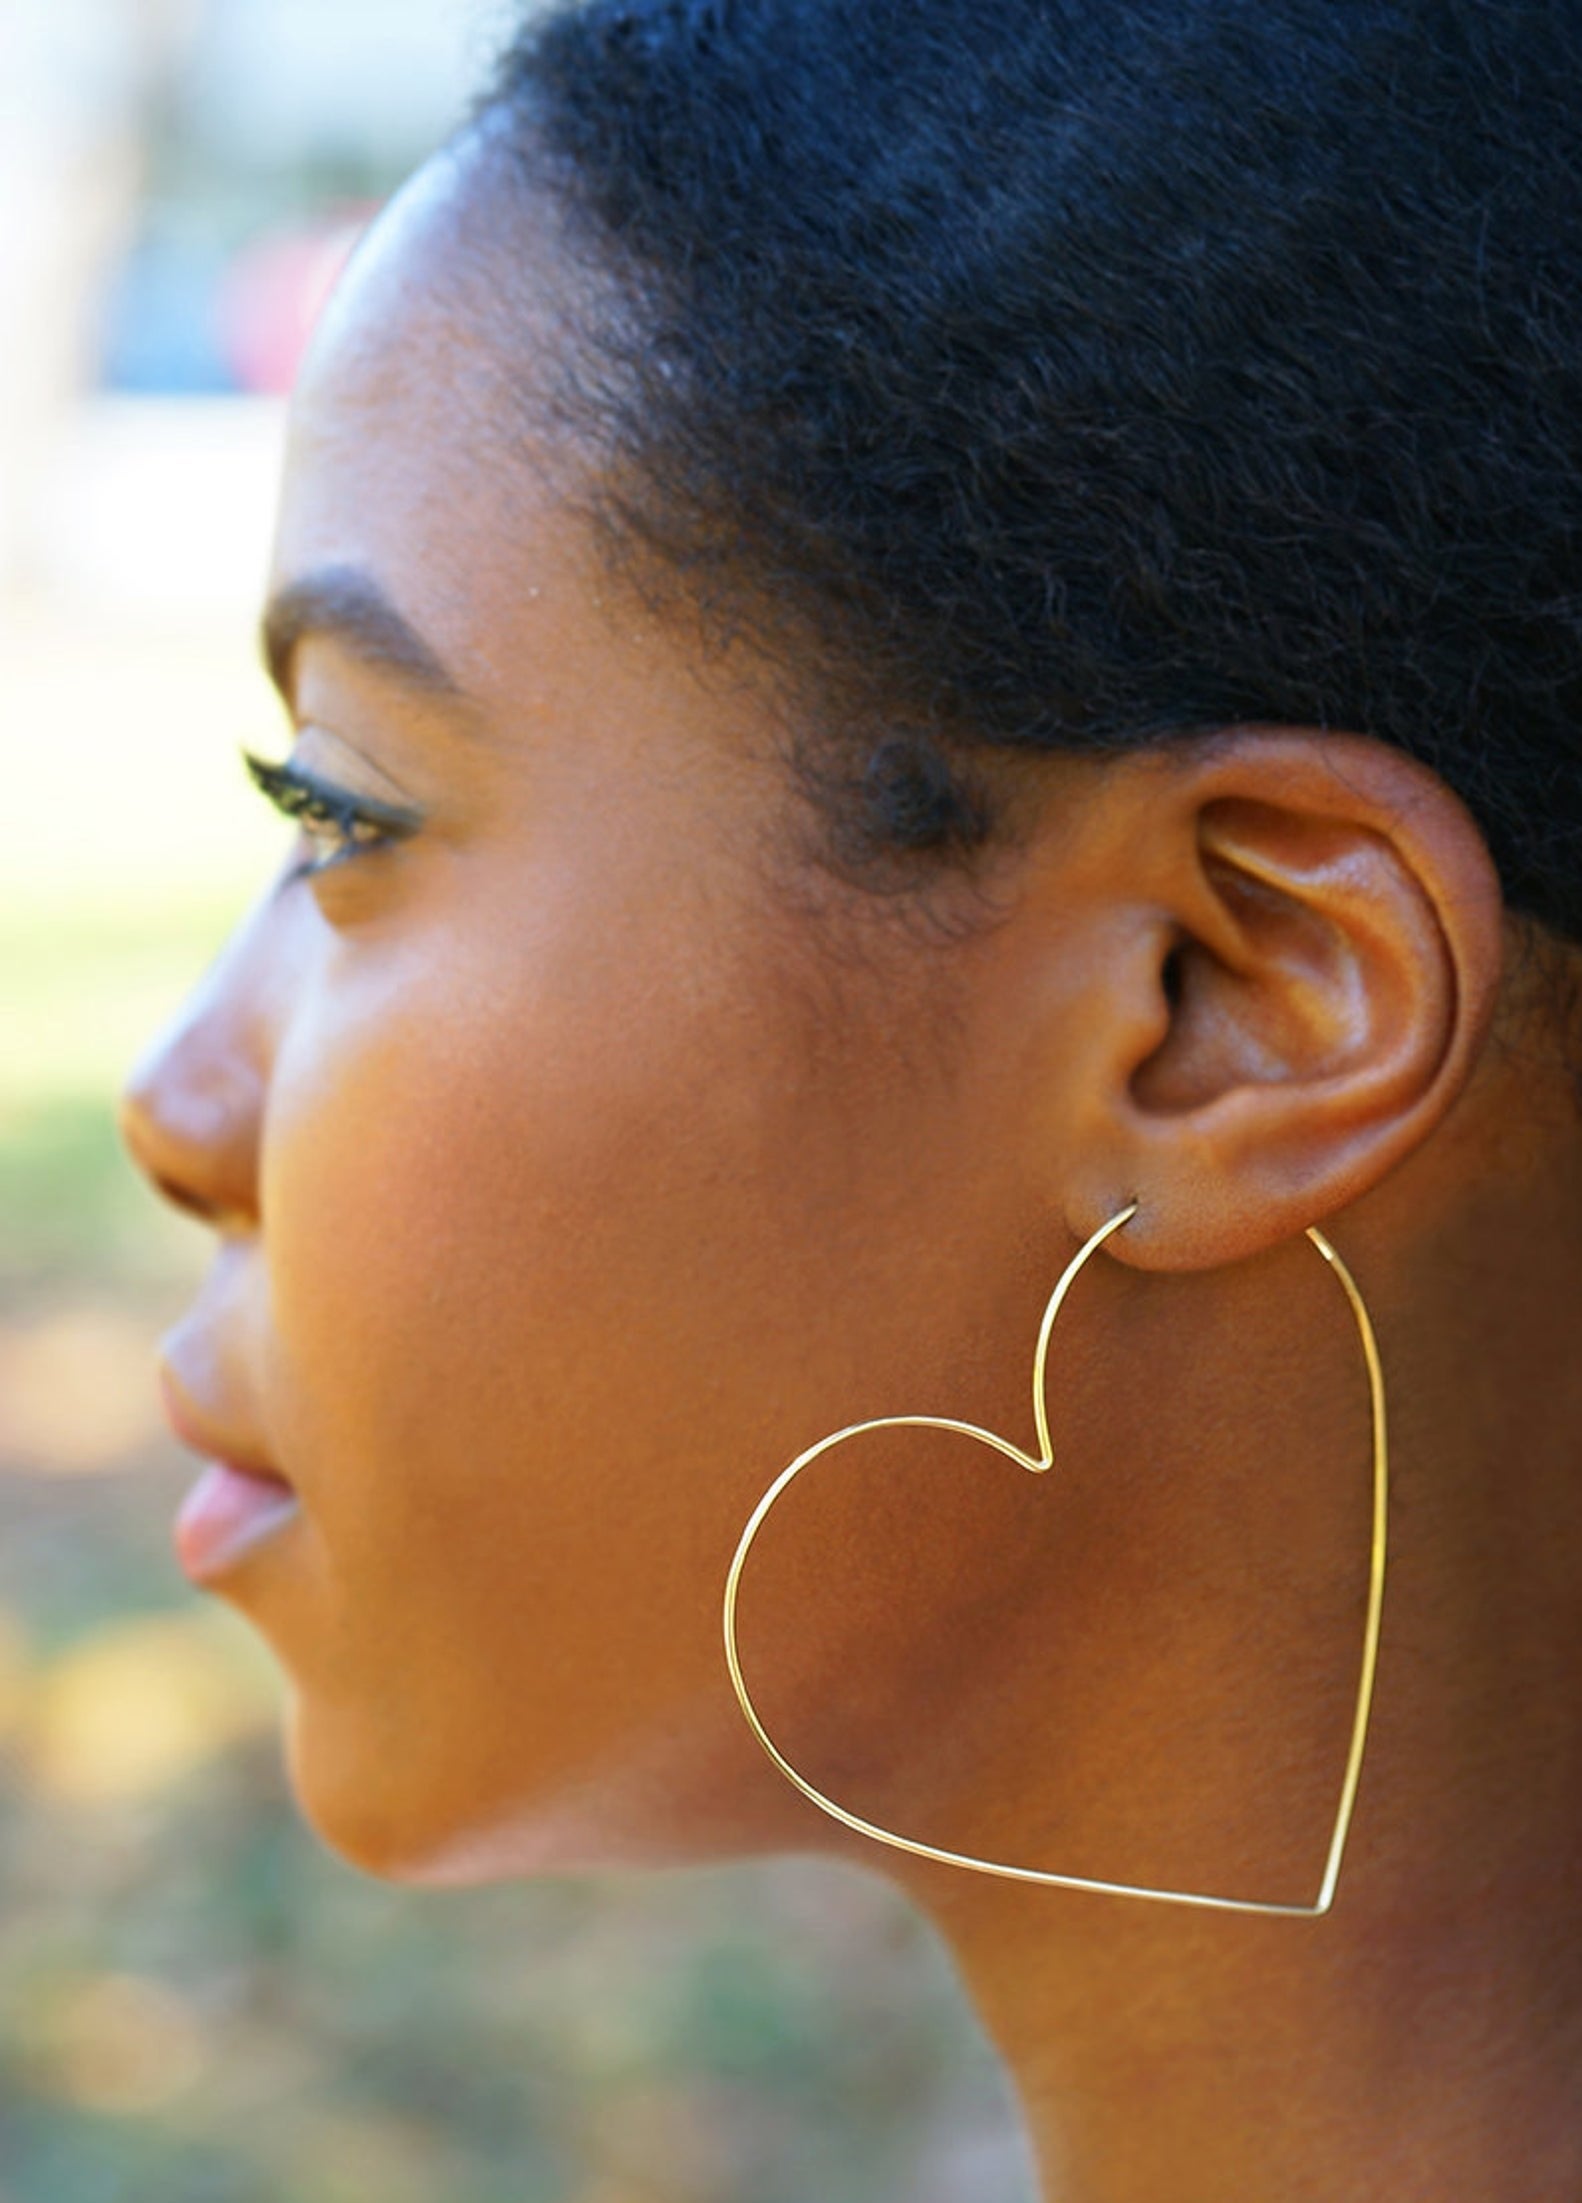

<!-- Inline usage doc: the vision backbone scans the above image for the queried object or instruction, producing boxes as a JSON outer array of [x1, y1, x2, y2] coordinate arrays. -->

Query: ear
[[1048, 726, 1507, 1270]]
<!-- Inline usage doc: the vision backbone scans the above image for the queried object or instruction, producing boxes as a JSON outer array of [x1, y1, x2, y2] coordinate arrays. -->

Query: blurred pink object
[[216, 211, 373, 395]]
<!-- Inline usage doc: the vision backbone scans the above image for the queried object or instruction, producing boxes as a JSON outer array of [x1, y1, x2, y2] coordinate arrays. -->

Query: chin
[[275, 1691, 716, 1887], [275, 1690, 491, 1885]]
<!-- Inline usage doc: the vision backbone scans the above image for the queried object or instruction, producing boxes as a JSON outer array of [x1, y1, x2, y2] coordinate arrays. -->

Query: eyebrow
[[261, 565, 466, 707]]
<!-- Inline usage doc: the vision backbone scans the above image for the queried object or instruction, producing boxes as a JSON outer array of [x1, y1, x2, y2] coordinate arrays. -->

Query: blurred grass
[[0, 906, 245, 1298], [0, 531, 1036, 2201]]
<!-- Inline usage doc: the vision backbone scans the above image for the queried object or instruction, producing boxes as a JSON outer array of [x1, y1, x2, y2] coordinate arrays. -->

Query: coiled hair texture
[[479, 0, 1582, 941]]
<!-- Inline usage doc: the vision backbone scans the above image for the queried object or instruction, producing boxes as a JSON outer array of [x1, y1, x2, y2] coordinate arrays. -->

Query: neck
[[900, 1069, 1582, 2202], [928, 1865, 1582, 2201]]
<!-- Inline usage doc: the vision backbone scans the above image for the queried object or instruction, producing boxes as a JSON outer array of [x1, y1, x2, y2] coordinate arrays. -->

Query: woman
[[116, 1, 1582, 2195]]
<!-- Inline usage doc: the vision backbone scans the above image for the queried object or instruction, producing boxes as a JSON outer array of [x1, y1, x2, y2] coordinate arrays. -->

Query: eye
[[240, 748, 424, 884]]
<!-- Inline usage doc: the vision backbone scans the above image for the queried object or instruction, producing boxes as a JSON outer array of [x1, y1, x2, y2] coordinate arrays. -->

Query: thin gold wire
[[722, 1201, 1388, 1916]]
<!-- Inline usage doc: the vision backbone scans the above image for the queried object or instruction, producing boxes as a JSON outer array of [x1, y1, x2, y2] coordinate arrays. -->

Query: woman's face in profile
[[118, 136, 1100, 1886]]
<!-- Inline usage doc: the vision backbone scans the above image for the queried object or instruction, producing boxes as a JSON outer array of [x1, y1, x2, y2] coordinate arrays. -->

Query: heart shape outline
[[723, 1201, 1388, 1916]]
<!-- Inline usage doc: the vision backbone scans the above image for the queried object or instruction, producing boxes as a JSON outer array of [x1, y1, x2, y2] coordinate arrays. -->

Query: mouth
[[171, 1461, 300, 1582], [157, 1365, 301, 1584], [157, 1365, 291, 1485]]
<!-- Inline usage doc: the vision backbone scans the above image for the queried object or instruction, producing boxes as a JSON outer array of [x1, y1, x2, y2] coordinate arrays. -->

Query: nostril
[[152, 1171, 219, 1223], [118, 1096, 221, 1222], [115, 1058, 261, 1232]]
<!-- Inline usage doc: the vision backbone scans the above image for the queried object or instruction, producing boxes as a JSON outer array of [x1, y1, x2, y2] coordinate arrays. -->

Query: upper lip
[[157, 1364, 292, 1487]]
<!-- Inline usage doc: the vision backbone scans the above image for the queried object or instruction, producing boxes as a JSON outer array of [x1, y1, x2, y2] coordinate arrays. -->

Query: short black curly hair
[[478, 0, 1582, 944]]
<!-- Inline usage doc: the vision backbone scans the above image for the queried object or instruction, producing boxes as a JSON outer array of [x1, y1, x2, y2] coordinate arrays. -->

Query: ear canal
[[1161, 940, 1186, 1010]]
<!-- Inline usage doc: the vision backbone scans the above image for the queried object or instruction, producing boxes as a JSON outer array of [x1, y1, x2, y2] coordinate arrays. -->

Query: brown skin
[[118, 135, 1582, 2200]]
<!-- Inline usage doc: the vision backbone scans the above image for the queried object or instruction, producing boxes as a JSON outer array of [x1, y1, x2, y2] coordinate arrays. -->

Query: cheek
[[237, 842, 1023, 1882], [250, 892, 867, 1858]]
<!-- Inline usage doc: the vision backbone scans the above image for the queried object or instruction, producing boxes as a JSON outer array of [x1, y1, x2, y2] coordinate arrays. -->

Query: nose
[[116, 911, 278, 1232]]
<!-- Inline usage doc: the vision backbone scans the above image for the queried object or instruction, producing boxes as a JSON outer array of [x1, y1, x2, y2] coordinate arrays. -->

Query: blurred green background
[[0, 3, 1035, 2198]]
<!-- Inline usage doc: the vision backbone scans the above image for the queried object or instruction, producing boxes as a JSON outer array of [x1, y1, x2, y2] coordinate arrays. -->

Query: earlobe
[[1076, 728, 1507, 1270]]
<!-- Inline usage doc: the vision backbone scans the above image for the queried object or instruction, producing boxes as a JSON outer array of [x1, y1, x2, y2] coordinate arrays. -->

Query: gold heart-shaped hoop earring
[[723, 1200, 1388, 1917]]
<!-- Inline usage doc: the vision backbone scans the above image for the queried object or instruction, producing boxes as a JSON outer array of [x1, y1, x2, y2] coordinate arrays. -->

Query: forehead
[[261, 136, 792, 829], [268, 133, 590, 687]]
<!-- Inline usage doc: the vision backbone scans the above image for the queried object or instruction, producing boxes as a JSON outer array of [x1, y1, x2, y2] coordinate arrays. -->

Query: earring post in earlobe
[[722, 1198, 1388, 1916]]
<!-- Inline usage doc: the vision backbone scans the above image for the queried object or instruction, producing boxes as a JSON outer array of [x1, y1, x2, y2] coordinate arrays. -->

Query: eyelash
[[240, 749, 421, 883]]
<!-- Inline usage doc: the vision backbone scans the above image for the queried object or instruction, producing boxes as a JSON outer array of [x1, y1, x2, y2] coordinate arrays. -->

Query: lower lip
[[174, 1462, 301, 1583]]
